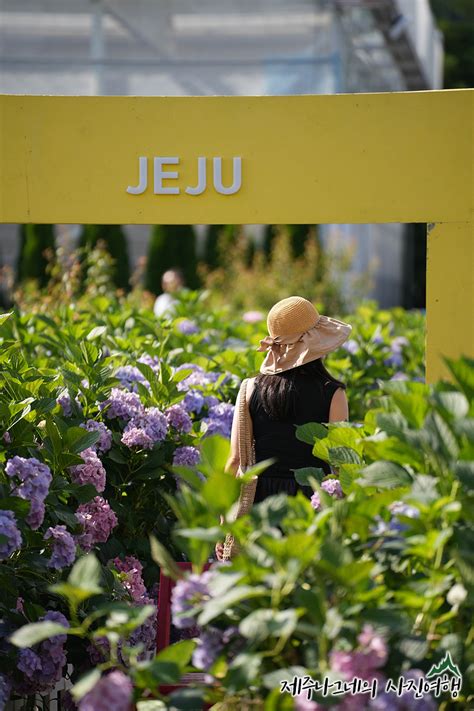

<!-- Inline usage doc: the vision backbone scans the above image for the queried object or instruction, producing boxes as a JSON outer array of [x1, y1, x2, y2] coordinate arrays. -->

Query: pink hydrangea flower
[[310, 478, 344, 511]]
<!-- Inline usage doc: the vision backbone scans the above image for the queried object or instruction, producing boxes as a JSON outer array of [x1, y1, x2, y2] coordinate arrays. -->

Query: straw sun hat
[[256, 296, 352, 375]]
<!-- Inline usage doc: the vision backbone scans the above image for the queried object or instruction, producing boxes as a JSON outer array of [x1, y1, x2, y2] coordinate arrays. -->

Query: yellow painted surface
[[426, 221, 474, 383], [0, 90, 472, 225], [0, 90, 473, 381]]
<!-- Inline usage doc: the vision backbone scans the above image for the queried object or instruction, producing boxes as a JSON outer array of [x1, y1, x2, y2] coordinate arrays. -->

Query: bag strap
[[237, 378, 254, 470]]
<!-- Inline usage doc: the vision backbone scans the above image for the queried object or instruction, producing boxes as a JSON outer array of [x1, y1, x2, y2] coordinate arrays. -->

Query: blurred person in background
[[153, 268, 186, 318]]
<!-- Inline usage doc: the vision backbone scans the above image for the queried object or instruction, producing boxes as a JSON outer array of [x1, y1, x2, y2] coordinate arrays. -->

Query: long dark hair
[[254, 358, 346, 421]]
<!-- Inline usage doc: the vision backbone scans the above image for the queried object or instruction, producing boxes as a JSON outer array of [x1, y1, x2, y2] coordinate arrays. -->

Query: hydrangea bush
[[164, 355, 473, 709], [0, 292, 431, 708]]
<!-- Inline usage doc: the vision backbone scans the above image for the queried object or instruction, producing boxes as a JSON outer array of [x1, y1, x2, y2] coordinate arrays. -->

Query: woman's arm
[[328, 387, 349, 423]]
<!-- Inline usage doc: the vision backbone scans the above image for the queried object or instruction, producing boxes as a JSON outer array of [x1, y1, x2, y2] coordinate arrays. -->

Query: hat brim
[[259, 316, 352, 375]]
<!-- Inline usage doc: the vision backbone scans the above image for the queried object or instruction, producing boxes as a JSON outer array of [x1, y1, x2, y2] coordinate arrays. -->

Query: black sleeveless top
[[249, 374, 341, 504]]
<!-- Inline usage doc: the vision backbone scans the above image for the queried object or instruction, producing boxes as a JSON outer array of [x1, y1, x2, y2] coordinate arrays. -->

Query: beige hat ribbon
[[256, 314, 351, 374]]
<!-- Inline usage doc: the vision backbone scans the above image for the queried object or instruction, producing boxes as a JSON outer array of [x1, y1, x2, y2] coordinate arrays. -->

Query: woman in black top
[[215, 296, 352, 561]]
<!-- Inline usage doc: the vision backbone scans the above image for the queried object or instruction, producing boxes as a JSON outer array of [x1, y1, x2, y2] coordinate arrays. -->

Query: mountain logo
[[426, 652, 462, 679]]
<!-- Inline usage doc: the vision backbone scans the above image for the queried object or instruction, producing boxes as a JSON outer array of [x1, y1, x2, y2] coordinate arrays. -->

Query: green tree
[[16, 224, 56, 287], [263, 224, 324, 267], [77, 225, 131, 291], [145, 225, 199, 294], [430, 0, 474, 88]]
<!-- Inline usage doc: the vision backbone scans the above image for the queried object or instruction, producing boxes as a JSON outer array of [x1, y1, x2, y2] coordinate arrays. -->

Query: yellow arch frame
[[0, 90, 472, 383]]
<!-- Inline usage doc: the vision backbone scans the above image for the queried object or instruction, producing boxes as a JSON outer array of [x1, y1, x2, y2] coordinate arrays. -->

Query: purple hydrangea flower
[[121, 407, 168, 450], [80, 420, 112, 454], [391, 336, 409, 353], [99, 388, 143, 421], [242, 310, 264, 323], [0, 510, 22, 560], [5, 456, 52, 530], [69, 448, 106, 492], [115, 365, 149, 392], [2, 431, 11, 444], [343, 339, 359, 355], [201, 402, 235, 439], [310, 478, 344, 511], [176, 365, 220, 393], [183, 389, 205, 414], [138, 354, 161, 371], [78, 670, 133, 711], [57, 390, 73, 417], [390, 371, 409, 381], [112, 555, 147, 602], [171, 570, 214, 629], [0, 673, 12, 708], [294, 692, 323, 710], [173, 446, 201, 467], [110, 556, 157, 659], [16, 611, 69, 694], [384, 353, 404, 368], [192, 626, 224, 670], [177, 319, 199, 336], [165, 404, 193, 434], [192, 625, 241, 671], [368, 669, 437, 710], [204, 395, 220, 409], [44, 525, 76, 569], [371, 500, 420, 539], [75, 497, 118, 552]]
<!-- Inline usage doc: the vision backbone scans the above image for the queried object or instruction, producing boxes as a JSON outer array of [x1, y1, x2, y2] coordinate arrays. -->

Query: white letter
[[154, 157, 180, 195], [213, 157, 242, 195], [185, 157, 207, 196], [126, 156, 148, 195]]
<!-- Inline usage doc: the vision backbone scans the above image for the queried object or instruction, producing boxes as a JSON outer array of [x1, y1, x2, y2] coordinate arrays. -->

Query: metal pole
[[90, 0, 105, 95]]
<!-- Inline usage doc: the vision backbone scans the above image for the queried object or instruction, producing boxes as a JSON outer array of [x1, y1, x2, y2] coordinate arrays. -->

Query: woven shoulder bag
[[221, 378, 257, 561]]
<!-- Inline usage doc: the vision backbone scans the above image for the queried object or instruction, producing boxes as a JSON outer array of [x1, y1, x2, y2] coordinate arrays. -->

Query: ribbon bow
[[256, 333, 303, 352]]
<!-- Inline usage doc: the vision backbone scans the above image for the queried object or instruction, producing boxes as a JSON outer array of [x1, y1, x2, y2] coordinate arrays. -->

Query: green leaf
[[167, 688, 206, 710], [68, 553, 102, 591], [49, 581, 102, 606], [239, 609, 299, 643], [199, 434, 230, 475], [0, 496, 30, 518], [70, 669, 101, 701], [64, 427, 100, 454], [262, 666, 308, 691], [295, 422, 327, 445], [198, 586, 267, 625], [0, 312, 13, 328], [87, 326, 107, 340], [323, 608, 344, 640], [175, 526, 222, 542], [156, 639, 195, 667], [357, 461, 413, 489], [73, 483, 101, 504], [226, 652, 262, 689], [149, 534, 183, 581], [390, 392, 429, 428], [443, 355, 474, 402], [398, 636, 429, 662], [171, 368, 194, 384], [454, 462, 474, 492], [328, 446, 362, 465], [292, 467, 325, 487], [9, 621, 69, 648], [137, 702, 167, 711], [434, 392, 469, 419], [426, 412, 459, 459]]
